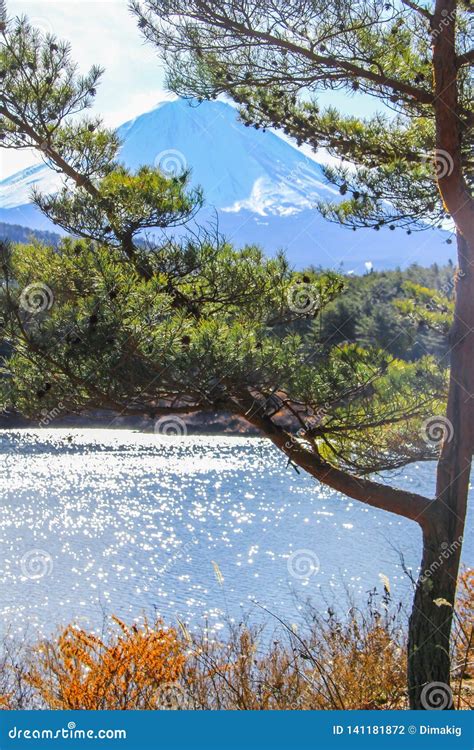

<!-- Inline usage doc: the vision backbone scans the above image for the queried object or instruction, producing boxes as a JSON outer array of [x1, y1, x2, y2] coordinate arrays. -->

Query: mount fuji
[[0, 98, 453, 272]]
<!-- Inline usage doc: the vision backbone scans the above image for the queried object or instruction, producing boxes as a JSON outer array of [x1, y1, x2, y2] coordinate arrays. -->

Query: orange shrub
[[0, 694, 12, 710], [26, 617, 187, 710]]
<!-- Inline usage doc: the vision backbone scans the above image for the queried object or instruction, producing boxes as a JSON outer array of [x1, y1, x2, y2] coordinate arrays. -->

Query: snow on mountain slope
[[0, 98, 453, 271], [118, 98, 338, 213], [0, 98, 340, 216]]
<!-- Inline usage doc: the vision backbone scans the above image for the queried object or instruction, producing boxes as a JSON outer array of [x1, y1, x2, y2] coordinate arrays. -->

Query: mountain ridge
[[0, 98, 454, 272]]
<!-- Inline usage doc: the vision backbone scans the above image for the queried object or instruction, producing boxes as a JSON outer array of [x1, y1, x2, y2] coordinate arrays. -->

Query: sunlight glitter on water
[[0, 429, 472, 639]]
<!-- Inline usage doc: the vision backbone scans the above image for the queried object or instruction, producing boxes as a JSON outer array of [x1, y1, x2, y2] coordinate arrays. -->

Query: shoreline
[[0, 410, 260, 436]]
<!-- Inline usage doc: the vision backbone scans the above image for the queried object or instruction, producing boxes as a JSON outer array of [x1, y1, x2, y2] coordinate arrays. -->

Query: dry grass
[[451, 568, 474, 709], [183, 590, 406, 710], [0, 570, 472, 710]]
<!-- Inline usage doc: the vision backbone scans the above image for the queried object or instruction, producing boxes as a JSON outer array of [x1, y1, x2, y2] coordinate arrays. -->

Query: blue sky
[[1, 0, 382, 178]]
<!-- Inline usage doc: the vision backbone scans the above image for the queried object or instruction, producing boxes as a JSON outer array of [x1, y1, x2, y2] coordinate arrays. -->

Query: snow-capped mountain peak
[[0, 98, 452, 271]]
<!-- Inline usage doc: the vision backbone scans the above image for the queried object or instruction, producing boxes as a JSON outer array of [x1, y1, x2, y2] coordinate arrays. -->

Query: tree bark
[[407, 507, 462, 709], [232, 392, 432, 522], [405, 0, 474, 709], [408, 232, 473, 708]]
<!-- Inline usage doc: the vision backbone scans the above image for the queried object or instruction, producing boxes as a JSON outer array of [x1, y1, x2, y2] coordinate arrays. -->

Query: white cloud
[[2, 0, 168, 174]]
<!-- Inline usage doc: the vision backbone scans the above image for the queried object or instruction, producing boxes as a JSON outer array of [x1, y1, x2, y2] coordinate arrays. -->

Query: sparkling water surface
[[0, 429, 472, 638]]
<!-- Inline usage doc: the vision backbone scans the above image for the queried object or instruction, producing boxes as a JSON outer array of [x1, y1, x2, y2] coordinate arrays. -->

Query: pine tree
[[131, 0, 473, 707]]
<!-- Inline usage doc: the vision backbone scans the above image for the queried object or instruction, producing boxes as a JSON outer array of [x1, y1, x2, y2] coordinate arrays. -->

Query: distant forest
[[314, 263, 453, 362], [0, 222, 452, 364]]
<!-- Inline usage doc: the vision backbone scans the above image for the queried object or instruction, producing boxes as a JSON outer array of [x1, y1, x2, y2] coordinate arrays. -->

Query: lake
[[0, 429, 472, 639]]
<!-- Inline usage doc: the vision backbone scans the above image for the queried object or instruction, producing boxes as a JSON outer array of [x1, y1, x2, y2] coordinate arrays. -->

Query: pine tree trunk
[[408, 233, 473, 709], [407, 510, 462, 709]]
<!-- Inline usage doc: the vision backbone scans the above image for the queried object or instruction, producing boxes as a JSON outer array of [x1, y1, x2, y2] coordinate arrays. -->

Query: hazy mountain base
[[0, 221, 61, 246], [0, 408, 257, 434], [0, 205, 453, 273]]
